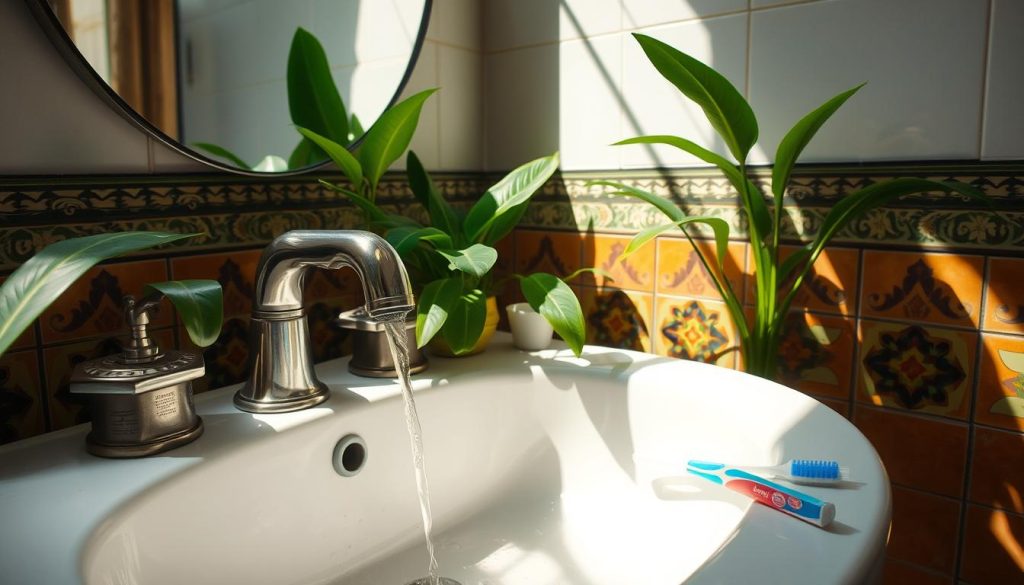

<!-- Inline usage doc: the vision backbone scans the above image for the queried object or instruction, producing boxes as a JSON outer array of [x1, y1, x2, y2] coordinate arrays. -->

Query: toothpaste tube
[[687, 461, 836, 528]]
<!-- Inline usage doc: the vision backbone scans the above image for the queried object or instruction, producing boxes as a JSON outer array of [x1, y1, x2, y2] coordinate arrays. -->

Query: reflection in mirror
[[37, 0, 430, 174]]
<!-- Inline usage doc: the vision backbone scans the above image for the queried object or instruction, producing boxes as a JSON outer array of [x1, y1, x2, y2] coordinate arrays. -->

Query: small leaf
[[287, 137, 321, 170], [386, 226, 450, 256], [625, 217, 730, 269], [299, 127, 363, 188], [519, 273, 586, 357], [145, 280, 223, 348], [632, 33, 757, 162], [772, 84, 864, 201], [348, 113, 364, 143], [437, 244, 497, 278], [440, 289, 487, 355], [0, 232, 197, 357], [587, 180, 685, 223], [415, 277, 462, 347], [407, 151, 461, 242], [193, 142, 249, 169], [359, 88, 438, 194], [463, 153, 560, 244], [288, 28, 348, 145]]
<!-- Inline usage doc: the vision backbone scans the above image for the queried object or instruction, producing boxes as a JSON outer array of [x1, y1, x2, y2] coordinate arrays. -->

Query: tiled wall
[[500, 165, 1023, 585], [482, 0, 1024, 171]]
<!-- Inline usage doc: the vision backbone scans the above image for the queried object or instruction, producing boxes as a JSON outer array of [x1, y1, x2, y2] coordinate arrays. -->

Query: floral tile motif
[[853, 405, 968, 498], [582, 233, 655, 292], [514, 230, 580, 278], [776, 312, 855, 400], [0, 350, 45, 444], [775, 246, 859, 316], [857, 320, 976, 419], [39, 259, 170, 344], [860, 251, 983, 328], [960, 505, 1024, 585], [654, 295, 736, 368], [983, 257, 1024, 335], [887, 486, 961, 575], [577, 286, 652, 352], [656, 237, 745, 302], [975, 333, 1024, 431], [43, 329, 175, 430], [171, 249, 261, 320], [968, 426, 1024, 513]]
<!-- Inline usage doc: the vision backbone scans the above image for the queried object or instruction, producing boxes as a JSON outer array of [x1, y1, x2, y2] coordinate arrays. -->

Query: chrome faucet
[[234, 230, 415, 413]]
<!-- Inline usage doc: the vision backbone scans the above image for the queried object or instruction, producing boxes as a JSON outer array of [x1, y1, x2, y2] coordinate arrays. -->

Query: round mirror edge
[[23, 0, 434, 178]]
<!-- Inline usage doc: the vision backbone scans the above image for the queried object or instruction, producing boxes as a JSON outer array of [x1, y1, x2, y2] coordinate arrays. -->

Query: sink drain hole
[[332, 434, 367, 476]]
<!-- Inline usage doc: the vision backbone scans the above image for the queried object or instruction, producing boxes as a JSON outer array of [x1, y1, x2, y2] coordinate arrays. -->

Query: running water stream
[[381, 318, 460, 585]]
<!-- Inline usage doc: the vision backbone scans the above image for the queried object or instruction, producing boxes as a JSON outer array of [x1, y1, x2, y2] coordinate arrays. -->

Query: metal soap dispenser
[[70, 295, 205, 458]]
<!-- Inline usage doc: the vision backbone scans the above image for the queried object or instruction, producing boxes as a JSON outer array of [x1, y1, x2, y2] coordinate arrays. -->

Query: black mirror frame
[[23, 0, 433, 177]]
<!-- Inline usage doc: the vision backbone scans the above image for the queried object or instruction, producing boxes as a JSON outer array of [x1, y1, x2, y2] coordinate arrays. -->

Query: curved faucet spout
[[235, 230, 414, 414]]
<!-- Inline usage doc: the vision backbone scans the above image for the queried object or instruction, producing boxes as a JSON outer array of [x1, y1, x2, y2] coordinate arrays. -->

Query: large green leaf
[[624, 217, 730, 270], [415, 277, 462, 347], [407, 150, 461, 243], [386, 226, 451, 257], [632, 33, 757, 162], [359, 88, 438, 194], [299, 127, 363, 188], [519, 273, 586, 357], [145, 280, 223, 348], [0, 232, 196, 357], [772, 84, 863, 202], [287, 137, 321, 170], [193, 142, 249, 169], [437, 244, 497, 278], [463, 153, 560, 244], [440, 289, 487, 355], [288, 28, 348, 145], [613, 135, 769, 237]]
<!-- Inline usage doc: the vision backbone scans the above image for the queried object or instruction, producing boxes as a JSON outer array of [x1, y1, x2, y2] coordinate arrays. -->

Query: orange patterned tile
[[39, 260, 170, 344], [887, 487, 960, 575], [577, 285, 652, 352], [43, 329, 175, 430], [984, 257, 1024, 335], [857, 320, 976, 419], [170, 250, 261, 320], [515, 230, 581, 278], [882, 560, 953, 585], [776, 312, 856, 400], [656, 237, 745, 302], [853, 405, 968, 498], [861, 250, 983, 328], [653, 294, 737, 368], [975, 333, 1024, 432], [969, 426, 1024, 514], [493, 232, 516, 277], [960, 505, 1024, 585], [178, 319, 251, 394], [0, 350, 45, 443], [783, 246, 859, 316], [582, 233, 654, 292]]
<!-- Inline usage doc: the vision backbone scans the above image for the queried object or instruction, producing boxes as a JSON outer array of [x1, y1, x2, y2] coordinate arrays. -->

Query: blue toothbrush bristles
[[788, 459, 847, 483]]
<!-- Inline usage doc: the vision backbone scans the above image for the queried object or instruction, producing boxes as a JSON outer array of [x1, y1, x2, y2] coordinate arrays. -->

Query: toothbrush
[[688, 458, 849, 486], [686, 461, 836, 528]]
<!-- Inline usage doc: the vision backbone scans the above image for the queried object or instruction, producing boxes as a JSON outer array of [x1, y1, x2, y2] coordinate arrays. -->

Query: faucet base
[[232, 388, 329, 414]]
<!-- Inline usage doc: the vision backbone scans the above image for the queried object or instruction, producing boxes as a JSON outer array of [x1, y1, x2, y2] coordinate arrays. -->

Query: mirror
[[29, 0, 431, 175]]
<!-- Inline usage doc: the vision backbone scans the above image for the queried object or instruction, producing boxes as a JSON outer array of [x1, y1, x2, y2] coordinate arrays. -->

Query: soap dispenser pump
[[70, 294, 205, 458]]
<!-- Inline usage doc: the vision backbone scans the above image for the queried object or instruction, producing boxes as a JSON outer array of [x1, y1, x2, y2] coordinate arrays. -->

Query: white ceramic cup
[[506, 302, 554, 351]]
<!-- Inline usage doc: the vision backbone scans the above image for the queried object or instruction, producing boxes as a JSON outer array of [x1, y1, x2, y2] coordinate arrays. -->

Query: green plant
[[594, 33, 987, 379], [0, 232, 224, 357], [195, 28, 363, 171]]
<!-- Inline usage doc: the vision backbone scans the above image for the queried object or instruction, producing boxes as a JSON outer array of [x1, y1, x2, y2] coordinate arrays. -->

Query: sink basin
[[0, 333, 889, 584]]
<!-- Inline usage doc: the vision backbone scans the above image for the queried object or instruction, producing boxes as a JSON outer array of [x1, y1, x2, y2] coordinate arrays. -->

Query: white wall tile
[[621, 0, 747, 29], [749, 0, 988, 163], [484, 43, 560, 170], [438, 46, 483, 170], [751, 0, 824, 8], [982, 0, 1024, 160], [396, 40, 441, 170], [558, 35, 622, 171], [558, 0, 622, 43], [431, 0, 481, 51], [483, 0, 561, 52], [619, 14, 749, 168]]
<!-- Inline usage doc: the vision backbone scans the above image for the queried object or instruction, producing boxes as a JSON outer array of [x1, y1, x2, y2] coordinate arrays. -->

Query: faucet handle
[[122, 294, 163, 364]]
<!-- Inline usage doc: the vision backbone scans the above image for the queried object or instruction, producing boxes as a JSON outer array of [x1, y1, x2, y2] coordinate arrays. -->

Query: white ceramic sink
[[0, 333, 889, 584]]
